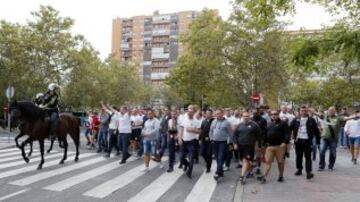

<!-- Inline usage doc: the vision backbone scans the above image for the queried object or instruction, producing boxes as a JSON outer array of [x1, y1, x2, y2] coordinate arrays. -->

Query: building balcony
[[151, 72, 170, 80], [152, 29, 170, 36]]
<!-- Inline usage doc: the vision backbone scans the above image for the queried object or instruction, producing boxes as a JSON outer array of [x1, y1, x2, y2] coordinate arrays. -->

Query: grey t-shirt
[[209, 119, 233, 142]]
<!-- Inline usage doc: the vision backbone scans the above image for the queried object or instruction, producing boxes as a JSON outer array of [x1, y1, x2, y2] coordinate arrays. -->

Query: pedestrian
[[157, 108, 171, 167], [179, 105, 201, 178], [200, 109, 214, 173], [210, 109, 233, 182], [90, 112, 100, 149], [141, 109, 160, 172], [101, 102, 120, 158], [257, 110, 290, 183], [84, 112, 92, 146], [318, 106, 341, 171], [194, 110, 203, 164], [344, 110, 360, 164], [290, 105, 320, 180], [308, 108, 322, 161], [97, 108, 110, 153], [233, 111, 261, 185], [339, 107, 351, 149], [252, 107, 268, 175], [117, 106, 132, 164], [167, 110, 178, 172], [130, 109, 143, 156]]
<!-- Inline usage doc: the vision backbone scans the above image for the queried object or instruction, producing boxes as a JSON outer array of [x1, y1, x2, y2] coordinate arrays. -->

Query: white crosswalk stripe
[[128, 162, 183, 202], [83, 157, 169, 199], [9, 153, 99, 186], [0, 151, 61, 169], [0, 148, 18, 153], [44, 156, 137, 192], [0, 188, 31, 201], [0, 150, 37, 158], [0, 152, 81, 179], [184, 162, 217, 202]]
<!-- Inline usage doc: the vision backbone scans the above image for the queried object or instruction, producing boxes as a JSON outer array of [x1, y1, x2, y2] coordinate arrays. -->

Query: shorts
[[349, 137, 360, 146], [143, 138, 156, 155], [265, 145, 285, 164], [238, 144, 255, 161], [131, 128, 142, 141]]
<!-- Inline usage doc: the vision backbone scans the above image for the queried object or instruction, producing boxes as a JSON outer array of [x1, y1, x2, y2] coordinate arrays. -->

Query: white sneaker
[[223, 166, 229, 171], [159, 162, 164, 169], [141, 167, 149, 172]]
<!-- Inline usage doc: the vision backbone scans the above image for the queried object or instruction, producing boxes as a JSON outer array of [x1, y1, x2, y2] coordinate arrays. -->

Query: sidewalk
[[234, 149, 360, 202]]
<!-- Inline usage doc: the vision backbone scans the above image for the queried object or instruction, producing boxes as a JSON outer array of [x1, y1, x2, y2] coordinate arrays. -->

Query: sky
[[0, 0, 338, 60]]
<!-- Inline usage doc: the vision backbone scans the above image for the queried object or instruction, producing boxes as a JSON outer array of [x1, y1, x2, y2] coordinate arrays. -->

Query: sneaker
[[223, 166, 230, 172], [159, 162, 164, 169], [186, 171, 192, 179], [167, 168, 174, 173], [318, 168, 324, 172], [183, 164, 188, 172], [214, 175, 223, 182], [328, 167, 334, 171], [141, 167, 149, 172], [354, 159, 357, 165], [116, 151, 121, 156], [104, 154, 110, 158], [119, 160, 126, 165], [257, 176, 266, 184], [239, 176, 245, 185], [306, 173, 314, 180], [255, 168, 261, 175], [277, 176, 284, 182], [294, 170, 302, 176], [246, 173, 254, 179], [206, 168, 211, 173]]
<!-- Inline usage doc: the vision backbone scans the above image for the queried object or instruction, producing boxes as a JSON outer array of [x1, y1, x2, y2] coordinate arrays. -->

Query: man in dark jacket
[[200, 109, 214, 173], [290, 105, 320, 180], [253, 108, 268, 175], [258, 111, 290, 183]]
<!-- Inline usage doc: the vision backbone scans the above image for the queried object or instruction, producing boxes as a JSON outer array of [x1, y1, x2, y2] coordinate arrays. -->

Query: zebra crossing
[[0, 147, 239, 202]]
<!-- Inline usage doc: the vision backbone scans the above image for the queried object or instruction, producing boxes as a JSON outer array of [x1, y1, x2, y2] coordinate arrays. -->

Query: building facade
[[111, 10, 218, 85]]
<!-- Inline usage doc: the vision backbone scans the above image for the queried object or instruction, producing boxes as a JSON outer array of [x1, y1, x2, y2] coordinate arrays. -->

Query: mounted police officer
[[37, 83, 60, 141]]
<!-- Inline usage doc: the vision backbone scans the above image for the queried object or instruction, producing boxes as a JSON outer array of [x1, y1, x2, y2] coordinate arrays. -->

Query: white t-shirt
[[280, 112, 295, 125], [142, 118, 160, 138], [298, 117, 309, 139], [181, 115, 201, 141], [107, 112, 119, 130], [131, 115, 143, 129], [116, 112, 132, 133], [344, 119, 360, 138]]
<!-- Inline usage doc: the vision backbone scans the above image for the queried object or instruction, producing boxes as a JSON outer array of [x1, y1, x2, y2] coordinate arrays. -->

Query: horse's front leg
[[59, 137, 68, 164], [20, 138, 30, 163], [15, 132, 24, 149], [27, 141, 33, 157], [37, 139, 45, 170]]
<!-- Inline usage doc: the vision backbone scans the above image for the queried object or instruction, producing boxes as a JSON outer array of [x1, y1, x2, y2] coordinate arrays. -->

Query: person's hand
[[280, 143, 286, 148], [233, 144, 238, 150]]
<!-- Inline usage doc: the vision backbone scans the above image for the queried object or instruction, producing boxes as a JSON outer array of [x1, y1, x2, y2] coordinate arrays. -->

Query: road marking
[[44, 157, 137, 191], [0, 150, 37, 158], [0, 152, 61, 169], [83, 157, 168, 199], [0, 148, 18, 153], [0, 188, 30, 201], [128, 163, 182, 202], [0, 150, 58, 164], [184, 162, 217, 202], [0, 152, 83, 180], [9, 153, 98, 186]]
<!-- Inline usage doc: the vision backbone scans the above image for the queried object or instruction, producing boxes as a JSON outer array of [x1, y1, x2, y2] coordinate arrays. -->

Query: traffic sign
[[5, 86, 15, 99]]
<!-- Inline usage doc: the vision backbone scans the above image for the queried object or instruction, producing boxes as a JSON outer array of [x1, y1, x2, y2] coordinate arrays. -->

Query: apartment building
[[111, 10, 218, 85]]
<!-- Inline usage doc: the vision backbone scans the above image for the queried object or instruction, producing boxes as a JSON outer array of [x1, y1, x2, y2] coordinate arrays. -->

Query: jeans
[[119, 133, 131, 162], [312, 137, 318, 160], [225, 144, 233, 167], [295, 139, 312, 173], [214, 141, 227, 177], [137, 135, 144, 157], [168, 136, 176, 168], [181, 140, 196, 175], [200, 140, 212, 170], [159, 133, 167, 158], [108, 129, 119, 155], [319, 138, 337, 169], [97, 126, 108, 152]]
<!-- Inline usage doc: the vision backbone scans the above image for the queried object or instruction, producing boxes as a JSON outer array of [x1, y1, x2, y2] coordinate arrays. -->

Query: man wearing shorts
[[257, 111, 290, 183], [141, 110, 160, 172], [344, 110, 360, 164], [233, 111, 261, 185]]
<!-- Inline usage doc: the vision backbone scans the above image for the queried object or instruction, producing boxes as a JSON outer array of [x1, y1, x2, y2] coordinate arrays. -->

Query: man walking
[[344, 110, 360, 164], [200, 109, 214, 173], [210, 109, 233, 182], [97, 109, 110, 153], [167, 110, 178, 172], [179, 105, 201, 178], [257, 111, 290, 183], [233, 111, 261, 185], [290, 105, 320, 180], [141, 110, 160, 172]]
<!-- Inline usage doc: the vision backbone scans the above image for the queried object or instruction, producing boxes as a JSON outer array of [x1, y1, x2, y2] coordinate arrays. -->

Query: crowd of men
[[82, 103, 360, 184]]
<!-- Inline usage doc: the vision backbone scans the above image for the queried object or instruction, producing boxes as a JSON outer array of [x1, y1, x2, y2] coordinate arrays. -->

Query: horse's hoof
[[24, 158, 29, 164], [74, 157, 79, 162], [47, 150, 51, 154], [59, 160, 64, 164], [28, 153, 32, 157], [37, 165, 42, 170]]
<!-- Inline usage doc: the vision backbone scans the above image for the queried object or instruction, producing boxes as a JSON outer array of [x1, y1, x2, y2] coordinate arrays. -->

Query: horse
[[10, 100, 80, 169]]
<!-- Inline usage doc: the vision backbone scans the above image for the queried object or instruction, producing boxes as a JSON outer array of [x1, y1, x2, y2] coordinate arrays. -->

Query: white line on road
[[83, 157, 168, 199], [9, 153, 99, 186], [0, 152, 61, 169], [0, 152, 83, 180], [128, 163, 183, 202], [0, 150, 58, 164], [0, 150, 37, 158], [0, 188, 31, 201], [0, 148, 18, 153], [184, 162, 217, 202], [44, 157, 137, 191]]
